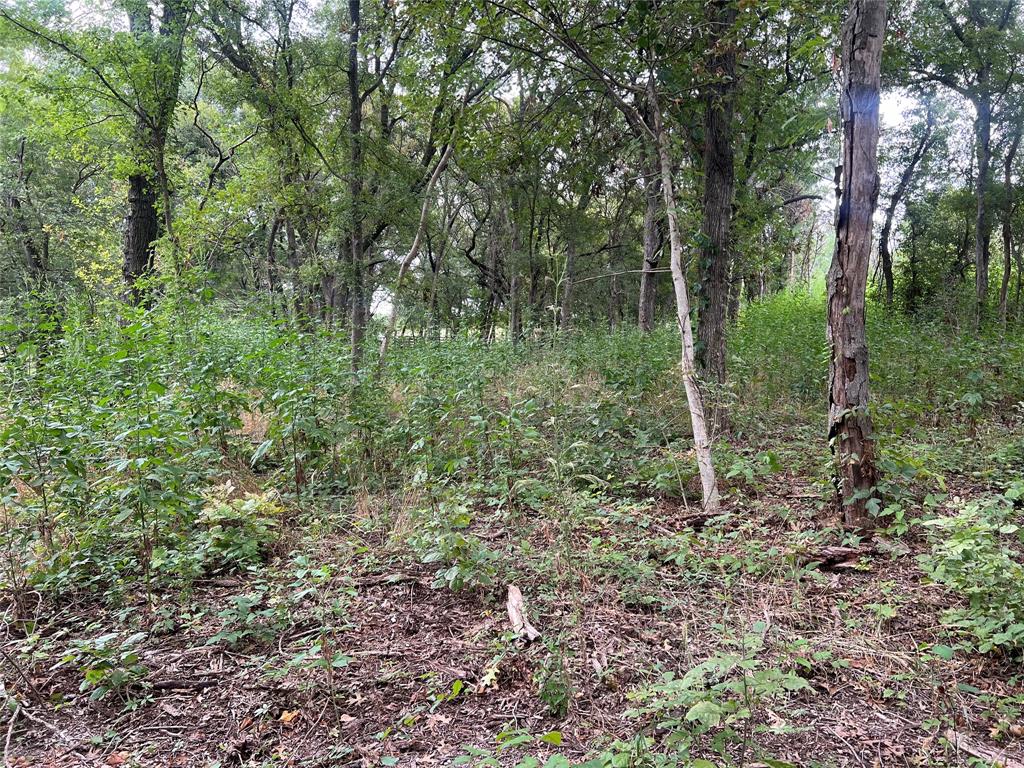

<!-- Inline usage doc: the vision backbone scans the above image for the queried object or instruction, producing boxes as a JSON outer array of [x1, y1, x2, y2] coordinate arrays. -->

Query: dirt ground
[[3, 471, 1024, 768]]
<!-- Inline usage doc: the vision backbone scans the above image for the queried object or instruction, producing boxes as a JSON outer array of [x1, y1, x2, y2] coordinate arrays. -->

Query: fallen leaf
[[280, 709, 300, 725]]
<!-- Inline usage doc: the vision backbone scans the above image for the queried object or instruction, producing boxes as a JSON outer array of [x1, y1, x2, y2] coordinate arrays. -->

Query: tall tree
[[878, 103, 937, 305], [898, 0, 1020, 322], [827, 0, 886, 528], [999, 125, 1022, 323], [1, 0, 192, 296], [696, 0, 738, 385]]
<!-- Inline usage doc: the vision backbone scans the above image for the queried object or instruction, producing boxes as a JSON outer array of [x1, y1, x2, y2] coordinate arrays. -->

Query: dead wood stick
[[506, 585, 541, 642], [148, 678, 219, 691], [351, 573, 420, 587], [4, 705, 20, 768], [945, 729, 1024, 768], [795, 544, 876, 569]]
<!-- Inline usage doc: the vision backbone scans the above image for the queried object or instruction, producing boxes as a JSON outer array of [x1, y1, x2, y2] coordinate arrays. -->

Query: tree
[[466, 0, 721, 509], [695, 0, 739, 385], [999, 124, 1022, 323], [878, 102, 937, 305], [897, 0, 1021, 322], [827, 0, 886, 529], [1, 1, 192, 297]]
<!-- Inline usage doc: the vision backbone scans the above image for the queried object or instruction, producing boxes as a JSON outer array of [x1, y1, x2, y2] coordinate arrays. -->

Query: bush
[[920, 482, 1024, 653], [191, 483, 282, 575]]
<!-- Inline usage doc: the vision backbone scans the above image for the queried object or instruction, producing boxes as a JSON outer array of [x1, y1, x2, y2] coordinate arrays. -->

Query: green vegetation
[[2, 291, 1024, 765], [2, 0, 1024, 765]]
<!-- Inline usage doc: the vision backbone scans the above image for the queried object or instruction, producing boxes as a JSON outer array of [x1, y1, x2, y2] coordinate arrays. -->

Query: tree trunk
[[378, 143, 452, 369], [558, 240, 576, 332], [650, 83, 720, 514], [974, 90, 993, 323], [124, 172, 160, 292], [558, 192, 590, 333], [638, 157, 662, 332], [800, 210, 818, 286], [878, 109, 935, 306], [10, 138, 46, 285], [696, 0, 738, 385], [347, 0, 367, 369], [121, 0, 187, 298], [266, 215, 281, 295], [509, 272, 522, 341], [826, 0, 886, 529], [999, 129, 1021, 324]]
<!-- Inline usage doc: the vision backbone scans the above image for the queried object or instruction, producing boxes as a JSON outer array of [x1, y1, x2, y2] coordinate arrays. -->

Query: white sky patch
[[880, 90, 916, 131]]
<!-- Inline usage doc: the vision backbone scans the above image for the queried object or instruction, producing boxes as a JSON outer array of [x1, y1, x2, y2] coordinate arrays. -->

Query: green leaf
[[684, 700, 723, 727], [931, 644, 955, 661]]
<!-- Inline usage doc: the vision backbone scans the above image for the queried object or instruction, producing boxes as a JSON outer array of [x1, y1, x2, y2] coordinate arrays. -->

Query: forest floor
[[6, 421, 1024, 768]]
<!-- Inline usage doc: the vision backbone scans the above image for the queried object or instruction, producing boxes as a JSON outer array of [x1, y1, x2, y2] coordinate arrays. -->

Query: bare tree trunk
[[509, 272, 522, 341], [638, 157, 662, 332], [10, 138, 46, 285], [266, 215, 281, 296], [999, 129, 1021, 324], [827, 0, 886, 529], [696, 0, 737, 384], [727, 275, 741, 321], [1016, 230, 1024, 320], [558, 192, 590, 333], [558, 239, 577, 332], [650, 83, 720, 514], [800, 209, 818, 286], [124, 172, 160, 293]]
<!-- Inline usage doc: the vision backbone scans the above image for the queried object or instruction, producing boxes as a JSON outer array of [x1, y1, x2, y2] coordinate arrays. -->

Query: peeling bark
[[826, 0, 886, 529]]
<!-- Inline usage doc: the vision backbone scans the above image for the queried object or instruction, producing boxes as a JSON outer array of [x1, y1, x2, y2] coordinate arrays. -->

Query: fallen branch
[[148, 678, 219, 692], [945, 729, 1024, 768], [4, 705, 20, 768], [351, 573, 420, 588], [796, 544, 875, 570], [506, 585, 541, 642]]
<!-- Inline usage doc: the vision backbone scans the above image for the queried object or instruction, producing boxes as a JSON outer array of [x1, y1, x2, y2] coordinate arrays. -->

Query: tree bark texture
[[999, 129, 1021, 324], [638, 156, 662, 332], [827, 0, 885, 529], [974, 90, 993, 321], [347, 0, 367, 369], [696, 0, 738, 384]]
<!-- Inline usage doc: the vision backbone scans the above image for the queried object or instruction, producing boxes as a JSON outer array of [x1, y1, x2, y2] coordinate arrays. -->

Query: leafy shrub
[[535, 639, 573, 719], [408, 501, 500, 591], [920, 483, 1024, 653], [208, 585, 290, 646], [58, 631, 149, 701], [627, 624, 809, 760], [191, 484, 282, 574]]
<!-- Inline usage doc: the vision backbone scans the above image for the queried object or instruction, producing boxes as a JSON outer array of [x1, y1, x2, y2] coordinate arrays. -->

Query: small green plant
[[627, 623, 809, 761], [408, 501, 499, 591], [208, 586, 290, 646], [59, 631, 149, 701], [193, 483, 282, 573], [453, 727, 567, 768], [535, 640, 573, 719]]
